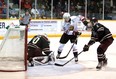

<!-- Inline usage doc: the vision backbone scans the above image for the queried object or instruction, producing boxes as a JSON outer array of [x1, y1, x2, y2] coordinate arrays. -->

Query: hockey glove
[[73, 31, 82, 36], [80, 16, 86, 22], [83, 44, 89, 52]]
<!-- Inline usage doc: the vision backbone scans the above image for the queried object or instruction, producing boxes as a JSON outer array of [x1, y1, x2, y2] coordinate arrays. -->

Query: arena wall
[[0, 19, 116, 39]]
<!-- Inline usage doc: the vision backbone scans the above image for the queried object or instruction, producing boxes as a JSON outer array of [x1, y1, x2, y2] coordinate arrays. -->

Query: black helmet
[[90, 17, 98, 23]]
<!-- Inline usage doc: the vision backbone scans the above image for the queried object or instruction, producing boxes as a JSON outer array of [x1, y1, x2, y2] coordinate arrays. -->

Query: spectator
[[31, 7, 38, 19], [19, 11, 31, 40], [23, 1, 32, 12], [9, 6, 18, 19], [12, 0, 19, 5], [0, 8, 3, 18], [37, 5, 46, 19], [2, 2, 6, 14], [88, 1, 99, 19], [19, 11, 31, 27], [0, 0, 2, 7]]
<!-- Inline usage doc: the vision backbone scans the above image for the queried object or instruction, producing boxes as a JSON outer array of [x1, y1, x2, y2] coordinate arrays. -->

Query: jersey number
[[32, 36, 40, 44]]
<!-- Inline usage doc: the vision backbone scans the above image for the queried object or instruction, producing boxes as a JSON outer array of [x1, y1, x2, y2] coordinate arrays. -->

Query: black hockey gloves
[[83, 44, 89, 52], [73, 31, 82, 36]]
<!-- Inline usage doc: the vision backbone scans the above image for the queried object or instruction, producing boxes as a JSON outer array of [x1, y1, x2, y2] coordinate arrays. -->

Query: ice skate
[[74, 57, 78, 64], [28, 60, 34, 67], [103, 58, 108, 66], [73, 52, 78, 63], [48, 52, 55, 65], [96, 62, 103, 70], [96, 59, 107, 70], [28, 58, 34, 67], [56, 54, 61, 59]]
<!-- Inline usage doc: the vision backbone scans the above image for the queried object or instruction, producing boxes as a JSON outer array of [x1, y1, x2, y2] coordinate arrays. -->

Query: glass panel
[[104, 0, 113, 20], [112, 0, 116, 20], [70, 0, 85, 17], [9, 0, 19, 19], [52, 0, 68, 19], [87, 0, 101, 19], [0, 0, 116, 19], [87, 0, 116, 20], [0, 0, 7, 19], [20, 0, 31, 19], [34, 0, 51, 19]]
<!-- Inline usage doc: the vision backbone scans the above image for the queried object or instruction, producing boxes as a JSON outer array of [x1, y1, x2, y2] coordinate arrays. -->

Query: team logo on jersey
[[69, 25, 74, 31]]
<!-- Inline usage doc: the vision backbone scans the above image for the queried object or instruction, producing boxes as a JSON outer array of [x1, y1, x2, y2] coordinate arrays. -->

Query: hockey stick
[[55, 50, 83, 66], [58, 41, 75, 59], [58, 34, 80, 59]]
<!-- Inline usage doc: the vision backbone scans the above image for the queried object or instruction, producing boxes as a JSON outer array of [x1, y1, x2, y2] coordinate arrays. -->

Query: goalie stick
[[58, 34, 81, 59], [55, 50, 83, 66]]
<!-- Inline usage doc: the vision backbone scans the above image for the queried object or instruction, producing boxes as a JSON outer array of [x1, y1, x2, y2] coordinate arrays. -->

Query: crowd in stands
[[0, 0, 7, 18], [0, 0, 116, 19]]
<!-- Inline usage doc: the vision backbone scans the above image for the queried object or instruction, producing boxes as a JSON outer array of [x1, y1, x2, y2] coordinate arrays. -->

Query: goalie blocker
[[28, 34, 55, 67]]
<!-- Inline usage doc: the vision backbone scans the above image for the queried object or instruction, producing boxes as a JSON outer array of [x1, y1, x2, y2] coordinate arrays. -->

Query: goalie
[[27, 34, 55, 67]]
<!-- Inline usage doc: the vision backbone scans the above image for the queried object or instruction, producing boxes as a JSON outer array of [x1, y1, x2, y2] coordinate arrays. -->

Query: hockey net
[[0, 26, 27, 71]]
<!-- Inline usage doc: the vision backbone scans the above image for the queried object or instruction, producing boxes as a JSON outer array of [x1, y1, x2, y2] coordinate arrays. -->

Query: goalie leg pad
[[48, 51, 55, 64], [32, 52, 55, 65], [33, 56, 49, 65]]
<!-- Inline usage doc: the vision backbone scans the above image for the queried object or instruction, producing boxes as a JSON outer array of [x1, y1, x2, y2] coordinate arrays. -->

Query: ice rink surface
[[0, 37, 116, 79]]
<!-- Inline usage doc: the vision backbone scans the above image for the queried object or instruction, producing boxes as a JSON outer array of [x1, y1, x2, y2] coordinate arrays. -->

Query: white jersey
[[62, 16, 86, 35]]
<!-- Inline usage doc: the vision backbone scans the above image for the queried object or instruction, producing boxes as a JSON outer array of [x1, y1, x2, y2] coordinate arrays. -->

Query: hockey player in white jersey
[[56, 12, 87, 63]]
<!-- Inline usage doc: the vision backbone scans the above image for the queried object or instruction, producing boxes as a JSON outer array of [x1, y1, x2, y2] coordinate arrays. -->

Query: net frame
[[0, 26, 28, 72]]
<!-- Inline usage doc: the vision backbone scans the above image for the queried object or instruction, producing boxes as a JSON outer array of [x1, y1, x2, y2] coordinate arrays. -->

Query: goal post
[[0, 26, 28, 72]]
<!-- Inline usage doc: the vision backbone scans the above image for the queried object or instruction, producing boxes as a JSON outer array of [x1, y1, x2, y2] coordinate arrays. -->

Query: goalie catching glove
[[83, 44, 89, 52]]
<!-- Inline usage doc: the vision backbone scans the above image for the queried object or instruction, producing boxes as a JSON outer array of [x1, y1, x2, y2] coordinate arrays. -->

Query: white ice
[[28, 37, 116, 79], [0, 37, 116, 79]]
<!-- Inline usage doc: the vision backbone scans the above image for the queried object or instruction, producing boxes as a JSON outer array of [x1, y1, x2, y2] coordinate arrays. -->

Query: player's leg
[[27, 47, 36, 67], [96, 38, 114, 69], [96, 47, 106, 69], [28, 46, 43, 66], [56, 44, 65, 59], [56, 33, 69, 59], [70, 35, 78, 63]]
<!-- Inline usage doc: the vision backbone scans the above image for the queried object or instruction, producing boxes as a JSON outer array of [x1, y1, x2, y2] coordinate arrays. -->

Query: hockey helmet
[[63, 12, 70, 20], [90, 17, 98, 23]]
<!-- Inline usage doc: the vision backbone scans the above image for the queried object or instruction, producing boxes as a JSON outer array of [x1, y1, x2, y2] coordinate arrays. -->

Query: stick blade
[[54, 63, 64, 66], [58, 56, 66, 59]]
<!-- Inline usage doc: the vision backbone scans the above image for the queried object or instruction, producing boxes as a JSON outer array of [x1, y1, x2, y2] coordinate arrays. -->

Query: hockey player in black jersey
[[83, 17, 114, 70], [27, 34, 55, 66]]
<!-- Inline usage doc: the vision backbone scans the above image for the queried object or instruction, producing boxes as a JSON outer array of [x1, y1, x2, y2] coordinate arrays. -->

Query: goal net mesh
[[0, 27, 27, 71]]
